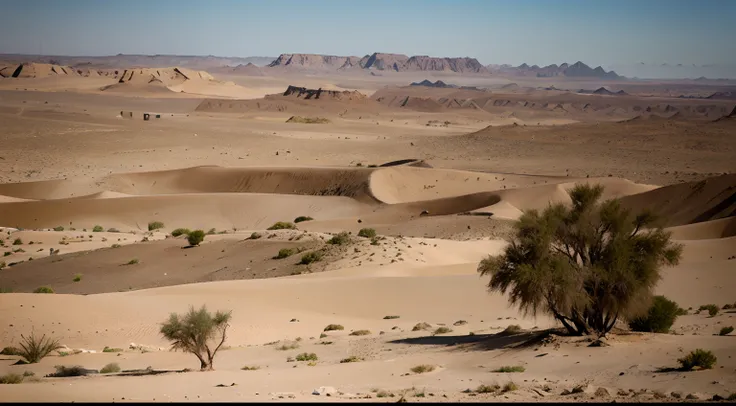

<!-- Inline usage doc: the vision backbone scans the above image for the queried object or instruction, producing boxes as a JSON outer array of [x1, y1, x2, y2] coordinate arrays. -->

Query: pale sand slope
[[0, 233, 735, 402]]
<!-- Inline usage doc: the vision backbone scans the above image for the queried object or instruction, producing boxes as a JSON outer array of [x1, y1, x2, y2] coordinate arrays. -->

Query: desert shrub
[[275, 342, 299, 351], [13, 238, 22, 245], [92, 225, 104, 232], [433, 327, 453, 335], [719, 326, 734, 336], [727, 393, 736, 401], [33, 286, 54, 294], [410, 364, 435, 374], [349, 330, 371, 336], [100, 362, 121, 374], [171, 228, 191, 237], [267, 222, 295, 230], [502, 325, 522, 335], [111, 244, 121, 248], [383, 315, 400, 319], [494, 365, 525, 373], [102, 346, 122, 353], [299, 251, 323, 265], [295, 352, 318, 361], [49, 365, 87, 377], [3, 252, 9, 256], [1, 346, 20, 355], [249, 232, 262, 240], [187, 230, 205, 246], [73, 274, 82, 282], [275, 248, 295, 259], [286, 116, 330, 124], [412, 322, 432, 331], [502, 382, 519, 392], [148, 221, 165, 231], [327, 232, 351, 245], [629, 295, 681, 333], [53, 226, 64, 232], [676, 307, 688, 316], [357, 228, 377, 238], [160, 305, 232, 371], [324, 324, 344, 332], [107, 228, 119, 233], [478, 184, 682, 336], [699, 304, 719, 317], [16, 332, 62, 363], [678, 349, 717, 371], [0, 373, 23, 384], [340, 356, 362, 363], [294, 216, 313, 223], [125, 258, 138, 265], [241, 365, 260, 371], [476, 384, 500, 393]]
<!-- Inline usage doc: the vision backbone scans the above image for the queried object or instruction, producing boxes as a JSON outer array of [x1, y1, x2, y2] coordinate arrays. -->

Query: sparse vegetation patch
[[268, 222, 296, 230], [678, 349, 717, 371], [148, 221, 165, 231], [410, 364, 436, 374]]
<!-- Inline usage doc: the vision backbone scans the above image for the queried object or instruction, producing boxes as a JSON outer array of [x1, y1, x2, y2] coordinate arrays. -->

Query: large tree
[[160, 305, 232, 370], [478, 184, 682, 336]]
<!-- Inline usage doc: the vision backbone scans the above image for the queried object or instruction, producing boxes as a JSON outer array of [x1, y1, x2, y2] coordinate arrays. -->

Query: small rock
[[312, 386, 337, 396], [686, 393, 699, 400], [670, 391, 682, 399]]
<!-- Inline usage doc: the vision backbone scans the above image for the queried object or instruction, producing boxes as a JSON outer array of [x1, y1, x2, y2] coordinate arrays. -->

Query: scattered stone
[[686, 393, 699, 400], [312, 387, 337, 396], [594, 387, 610, 398], [670, 391, 682, 399]]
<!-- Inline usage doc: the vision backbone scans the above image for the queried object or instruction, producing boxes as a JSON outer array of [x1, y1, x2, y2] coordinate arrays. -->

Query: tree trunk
[[200, 359, 213, 371]]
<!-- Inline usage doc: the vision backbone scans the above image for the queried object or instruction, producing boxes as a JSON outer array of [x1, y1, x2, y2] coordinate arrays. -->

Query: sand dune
[[665, 216, 736, 240]]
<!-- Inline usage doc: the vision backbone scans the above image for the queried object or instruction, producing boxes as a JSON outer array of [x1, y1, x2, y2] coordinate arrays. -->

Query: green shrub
[[493, 365, 525, 373], [299, 251, 323, 265], [629, 295, 681, 333], [187, 230, 205, 246], [678, 349, 717, 370], [249, 232, 262, 240], [433, 327, 452, 335], [33, 286, 54, 294], [15, 332, 62, 363], [111, 244, 121, 248], [294, 216, 313, 223], [267, 222, 295, 230], [324, 324, 344, 332], [357, 228, 377, 238], [727, 393, 736, 401], [275, 248, 295, 259], [410, 364, 435, 374], [12, 238, 22, 245], [92, 225, 103, 232], [340, 356, 362, 363], [102, 347, 122, 353], [699, 304, 719, 317], [125, 258, 139, 265], [73, 274, 82, 282], [349, 330, 371, 336], [53, 226, 64, 232], [0, 373, 23, 384], [383, 315, 400, 319], [100, 363, 121, 374], [327, 232, 351, 245], [675, 307, 688, 316], [719, 326, 734, 336], [295, 352, 318, 361], [148, 221, 165, 231], [171, 228, 191, 237]]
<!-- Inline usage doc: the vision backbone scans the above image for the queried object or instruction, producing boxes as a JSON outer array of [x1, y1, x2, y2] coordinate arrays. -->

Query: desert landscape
[[1, 4, 736, 402]]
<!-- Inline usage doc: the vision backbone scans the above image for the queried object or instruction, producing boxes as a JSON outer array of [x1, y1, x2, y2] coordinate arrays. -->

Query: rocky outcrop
[[489, 61, 620, 79], [267, 52, 488, 73], [267, 54, 361, 70], [282, 85, 366, 101]]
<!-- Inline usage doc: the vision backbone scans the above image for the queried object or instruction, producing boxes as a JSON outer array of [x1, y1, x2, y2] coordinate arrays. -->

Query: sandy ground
[[0, 72, 735, 402]]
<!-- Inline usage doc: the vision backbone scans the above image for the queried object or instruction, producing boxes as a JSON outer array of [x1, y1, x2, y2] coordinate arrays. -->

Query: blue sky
[[1, 0, 734, 66]]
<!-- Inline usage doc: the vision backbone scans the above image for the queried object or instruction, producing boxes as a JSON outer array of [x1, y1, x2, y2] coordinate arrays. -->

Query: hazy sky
[[1, 0, 734, 67]]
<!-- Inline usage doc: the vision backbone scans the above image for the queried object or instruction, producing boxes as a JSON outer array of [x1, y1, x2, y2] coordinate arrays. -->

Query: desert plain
[[0, 55, 735, 402]]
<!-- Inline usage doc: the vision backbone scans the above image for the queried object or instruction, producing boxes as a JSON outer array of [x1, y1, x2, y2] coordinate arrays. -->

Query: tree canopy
[[478, 184, 682, 336], [160, 305, 232, 370]]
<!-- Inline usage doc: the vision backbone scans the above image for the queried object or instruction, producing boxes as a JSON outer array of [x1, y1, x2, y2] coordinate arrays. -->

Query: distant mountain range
[[488, 61, 621, 79], [267, 52, 488, 73], [0, 54, 277, 70]]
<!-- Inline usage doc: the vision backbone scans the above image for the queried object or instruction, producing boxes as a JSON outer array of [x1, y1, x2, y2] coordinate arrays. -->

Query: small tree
[[478, 184, 682, 336], [160, 305, 232, 371], [187, 230, 205, 246]]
